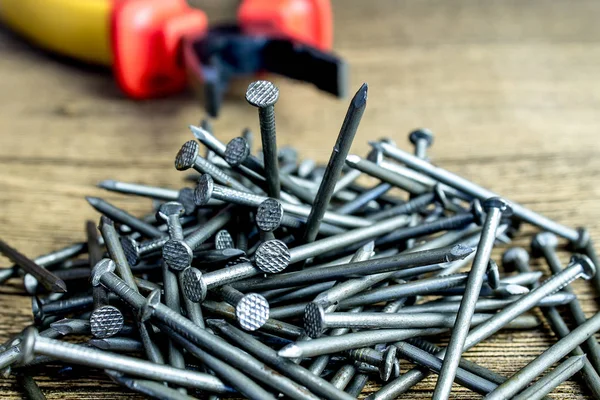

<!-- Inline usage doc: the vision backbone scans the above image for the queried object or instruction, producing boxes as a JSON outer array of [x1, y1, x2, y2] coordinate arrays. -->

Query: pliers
[[0, 0, 346, 116]]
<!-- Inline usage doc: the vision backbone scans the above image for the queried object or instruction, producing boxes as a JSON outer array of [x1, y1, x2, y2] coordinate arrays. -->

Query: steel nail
[[87, 197, 164, 238], [210, 285, 269, 331], [181, 239, 290, 302], [89, 337, 143, 353], [408, 128, 434, 160], [194, 174, 369, 228], [511, 355, 587, 400], [376, 141, 580, 242], [207, 319, 356, 400], [369, 254, 595, 399], [201, 300, 302, 339], [345, 154, 429, 194], [433, 197, 512, 400], [97, 180, 200, 215], [246, 80, 281, 199], [215, 230, 234, 249], [160, 327, 277, 400], [0, 239, 67, 293], [346, 347, 397, 381], [15, 373, 46, 400], [233, 243, 473, 292], [486, 310, 600, 400], [395, 341, 496, 394], [175, 140, 250, 193], [92, 261, 317, 400], [502, 247, 600, 397], [0, 242, 86, 285], [532, 231, 600, 374], [329, 363, 356, 389], [303, 83, 368, 243], [18, 328, 232, 394], [278, 327, 448, 359], [106, 370, 197, 400], [162, 206, 232, 271]]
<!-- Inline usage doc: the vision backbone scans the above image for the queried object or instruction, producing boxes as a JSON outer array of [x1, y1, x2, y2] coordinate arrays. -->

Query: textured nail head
[[91, 259, 116, 287], [256, 198, 284, 232], [304, 302, 326, 338], [215, 230, 234, 250], [194, 174, 214, 206], [246, 80, 280, 108], [162, 240, 193, 271], [175, 140, 199, 171], [235, 293, 270, 331], [90, 305, 124, 339], [182, 267, 207, 303], [119, 237, 140, 267], [157, 202, 185, 221], [224, 137, 250, 166], [254, 240, 290, 273]]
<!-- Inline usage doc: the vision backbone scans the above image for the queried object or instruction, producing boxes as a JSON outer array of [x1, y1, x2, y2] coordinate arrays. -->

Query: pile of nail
[[2, 80, 600, 400]]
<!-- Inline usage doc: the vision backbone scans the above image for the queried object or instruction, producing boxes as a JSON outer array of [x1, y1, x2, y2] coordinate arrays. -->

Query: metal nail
[[233, 243, 473, 292], [18, 328, 232, 394], [395, 341, 496, 394], [194, 174, 370, 228], [87, 197, 164, 238], [162, 206, 232, 271], [303, 83, 368, 243], [0, 239, 67, 293], [246, 80, 281, 199], [511, 355, 587, 400], [175, 140, 249, 193], [376, 141, 580, 242], [181, 239, 290, 302], [433, 197, 512, 400], [408, 128, 434, 160], [207, 319, 355, 400], [486, 310, 600, 400], [532, 232, 600, 374], [368, 254, 595, 399]]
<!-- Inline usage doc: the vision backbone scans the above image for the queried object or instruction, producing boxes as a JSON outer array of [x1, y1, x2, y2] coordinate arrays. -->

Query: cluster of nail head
[[1, 80, 599, 400]]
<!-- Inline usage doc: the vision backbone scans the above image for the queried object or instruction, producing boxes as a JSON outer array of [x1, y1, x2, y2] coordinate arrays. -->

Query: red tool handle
[[111, 0, 208, 99], [238, 0, 333, 51]]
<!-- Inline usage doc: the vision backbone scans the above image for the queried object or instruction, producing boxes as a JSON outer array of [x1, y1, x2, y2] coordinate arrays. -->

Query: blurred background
[[0, 0, 599, 398]]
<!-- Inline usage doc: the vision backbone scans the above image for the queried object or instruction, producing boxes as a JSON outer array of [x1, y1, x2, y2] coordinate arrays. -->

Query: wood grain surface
[[1, 0, 599, 398]]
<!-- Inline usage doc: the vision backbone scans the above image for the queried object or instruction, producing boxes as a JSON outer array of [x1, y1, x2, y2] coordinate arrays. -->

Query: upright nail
[[303, 83, 368, 244]]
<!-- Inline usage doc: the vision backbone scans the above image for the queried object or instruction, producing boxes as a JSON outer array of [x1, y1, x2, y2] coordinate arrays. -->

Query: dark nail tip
[[49, 322, 73, 335], [450, 244, 476, 259], [85, 196, 101, 206], [52, 280, 68, 293], [351, 83, 368, 108], [205, 319, 226, 328], [89, 339, 108, 350]]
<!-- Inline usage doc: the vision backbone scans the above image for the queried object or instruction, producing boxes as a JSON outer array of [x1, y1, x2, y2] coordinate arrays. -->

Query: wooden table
[[0, 0, 599, 398]]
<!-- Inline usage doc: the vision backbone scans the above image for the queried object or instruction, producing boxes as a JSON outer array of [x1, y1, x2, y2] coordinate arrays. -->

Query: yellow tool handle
[[0, 0, 112, 65]]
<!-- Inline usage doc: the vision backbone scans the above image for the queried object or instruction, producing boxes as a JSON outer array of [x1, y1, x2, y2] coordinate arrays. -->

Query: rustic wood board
[[0, 0, 599, 398]]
